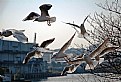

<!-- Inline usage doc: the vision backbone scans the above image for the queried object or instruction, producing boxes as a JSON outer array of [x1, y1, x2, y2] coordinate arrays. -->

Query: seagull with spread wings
[[60, 54, 84, 75], [61, 64, 80, 75], [63, 15, 90, 38], [95, 46, 120, 62], [23, 38, 55, 64], [51, 32, 76, 59], [80, 38, 109, 69], [23, 4, 56, 26], [60, 37, 120, 75], [62, 38, 109, 70], [0, 29, 28, 43]]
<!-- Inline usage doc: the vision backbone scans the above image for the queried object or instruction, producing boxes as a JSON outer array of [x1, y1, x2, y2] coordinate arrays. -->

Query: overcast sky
[[0, 0, 110, 49]]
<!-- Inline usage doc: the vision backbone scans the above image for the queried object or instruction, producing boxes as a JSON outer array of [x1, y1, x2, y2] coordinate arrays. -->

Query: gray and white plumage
[[83, 38, 109, 69], [64, 56, 83, 65], [64, 38, 110, 70], [61, 64, 80, 75], [51, 33, 76, 59], [0, 29, 28, 43], [23, 38, 55, 64], [60, 52, 83, 75], [63, 15, 89, 38], [95, 46, 120, 61], [61, 38, 119, 71], [89, 38, 109, 58], [23, 4, 56, 26]]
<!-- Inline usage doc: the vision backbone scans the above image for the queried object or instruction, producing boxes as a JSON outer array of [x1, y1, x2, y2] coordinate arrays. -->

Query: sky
[[0, 0, 109, 49]]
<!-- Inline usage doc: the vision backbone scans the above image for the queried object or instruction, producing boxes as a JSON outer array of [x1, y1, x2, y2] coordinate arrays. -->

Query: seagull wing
[[22, 12, 40, 21], [58, 32, 76, 53], [74, 54, 84, 59], [82, 15, 89, 25], [36, 47, 53, 53], [18, 30, 25, 33], [63, 22, 80, 29], [39, 4, 52, 17], [79, 15, 90, 35], [72, 25, 80, 34], [89, 38, 109, 58], [40, 38, 55, 48], [23, 50, 36, 64], [97, 46, 119, 58], [61, 66, 69, 75], [68, 58, 84, 65], [12, 30, 28, 42]]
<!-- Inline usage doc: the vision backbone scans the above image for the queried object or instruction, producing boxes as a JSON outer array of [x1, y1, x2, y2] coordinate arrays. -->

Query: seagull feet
[[47, 21, 51, 26]]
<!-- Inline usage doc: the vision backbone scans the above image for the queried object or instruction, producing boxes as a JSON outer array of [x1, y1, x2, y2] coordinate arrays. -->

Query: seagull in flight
[[23, 38, 55, 64], [23, 4, 56, 26], [61, 64, 80, 75], [51, 32, 76, 59], [82, 38, 109, 69], [60, 55, 83, 75], [63, 38, 109, 70], [63, 15, 90, 38], [95, 46, 120, 62], [0, 29, 28, 43], [61, 38, 120, 73]]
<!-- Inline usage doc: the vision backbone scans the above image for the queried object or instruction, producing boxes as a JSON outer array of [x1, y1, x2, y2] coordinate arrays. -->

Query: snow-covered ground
[[33, 73, 121, 82]]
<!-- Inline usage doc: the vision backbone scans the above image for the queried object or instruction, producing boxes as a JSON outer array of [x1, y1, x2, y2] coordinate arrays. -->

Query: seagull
[[61, 64, 80, 75], [23, 4, 56, 26], [23, 38, 55, 64], [61, 38, 119, 72], [51, 32, 76, 59], [63, 38, 109, 70], [0, 29, 28, 43], [95, 46, 120, 62], [59, 53, 83, 75], [83, 38, 109, 69], [60, 38, 110, 74], [62, 15, 90, 38]]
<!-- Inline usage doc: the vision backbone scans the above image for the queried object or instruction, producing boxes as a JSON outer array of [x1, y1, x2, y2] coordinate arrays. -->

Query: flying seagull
[[23, 38, 55, 64], [61, 38, 119, 72], [61, 64, 80, 75], [58, 54, 83, 75], [95, 46, 120, 61], [23, 4, 56, 26], [51, 32, 76, 59], [64, 38, 109, 70], [82, 38, 109, 69], [62, 15, 90, 38], [0, 29, 28, 43]]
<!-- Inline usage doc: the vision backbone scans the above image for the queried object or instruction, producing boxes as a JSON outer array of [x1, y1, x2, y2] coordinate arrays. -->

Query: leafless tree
[[88, 0, 121, 46], [86, 0, 121, 79]]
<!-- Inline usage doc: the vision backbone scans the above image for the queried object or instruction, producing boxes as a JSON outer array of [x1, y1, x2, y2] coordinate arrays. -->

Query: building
[[0, 39, 50, 80]]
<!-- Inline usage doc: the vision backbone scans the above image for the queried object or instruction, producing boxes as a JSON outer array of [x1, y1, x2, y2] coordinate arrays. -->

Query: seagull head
[[40, 4, 52, 11]]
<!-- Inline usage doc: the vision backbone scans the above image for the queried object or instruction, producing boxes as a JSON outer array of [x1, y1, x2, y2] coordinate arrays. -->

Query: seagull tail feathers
[[50, 17, 56, 23]]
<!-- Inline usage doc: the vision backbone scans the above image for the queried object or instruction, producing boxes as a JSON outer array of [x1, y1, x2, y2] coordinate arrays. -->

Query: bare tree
[[86, 0, 121, 79]]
